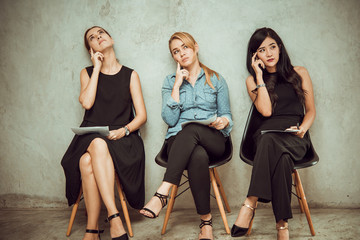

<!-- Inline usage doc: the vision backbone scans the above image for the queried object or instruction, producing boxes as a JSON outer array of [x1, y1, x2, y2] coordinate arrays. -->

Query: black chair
[[240, 104, 319, 236], [155, 135, 233, 235]]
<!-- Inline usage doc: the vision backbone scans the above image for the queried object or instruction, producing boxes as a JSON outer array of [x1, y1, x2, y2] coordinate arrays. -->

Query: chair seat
[[240, 145, 319, 170], [155, 136, 233, 169]]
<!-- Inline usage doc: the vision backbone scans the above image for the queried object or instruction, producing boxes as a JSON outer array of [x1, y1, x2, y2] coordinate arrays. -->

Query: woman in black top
[[61, 26, 147, 240], [231, 28, 316, 240]]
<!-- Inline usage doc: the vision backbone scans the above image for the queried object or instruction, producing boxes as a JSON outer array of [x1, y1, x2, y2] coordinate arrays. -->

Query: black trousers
[[248, 132, 310, 222], [163, 123, 227, 215]]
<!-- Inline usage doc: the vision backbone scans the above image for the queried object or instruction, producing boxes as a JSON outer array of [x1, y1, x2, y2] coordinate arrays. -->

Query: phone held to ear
[[254, 55, 264, 69]]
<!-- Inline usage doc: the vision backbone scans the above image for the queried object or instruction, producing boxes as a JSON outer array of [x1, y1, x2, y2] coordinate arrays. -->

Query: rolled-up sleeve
[[217, 75, 233, 136], [161, 76, 182, 127]]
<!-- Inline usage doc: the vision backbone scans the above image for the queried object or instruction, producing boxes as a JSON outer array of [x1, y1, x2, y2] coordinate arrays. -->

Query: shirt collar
[[197, 68, 205, 81]]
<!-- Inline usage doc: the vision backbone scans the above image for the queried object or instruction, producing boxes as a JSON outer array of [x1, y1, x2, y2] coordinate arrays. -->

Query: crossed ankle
[[276, 221, 289, 230], [244, 200, 257, 208]]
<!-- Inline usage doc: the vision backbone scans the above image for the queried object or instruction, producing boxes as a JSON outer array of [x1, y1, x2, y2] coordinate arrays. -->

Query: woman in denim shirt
[[140, 32, 233, 240]]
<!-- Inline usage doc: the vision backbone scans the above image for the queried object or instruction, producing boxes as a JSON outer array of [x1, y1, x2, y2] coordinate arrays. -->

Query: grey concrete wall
[[0, 0, 359, 209]]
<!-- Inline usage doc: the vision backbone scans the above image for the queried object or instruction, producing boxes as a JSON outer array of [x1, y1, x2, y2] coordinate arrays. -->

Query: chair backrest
[[239, 104, 319, 169], [155, 135, 233, 169], [155, 140, 170, 168]]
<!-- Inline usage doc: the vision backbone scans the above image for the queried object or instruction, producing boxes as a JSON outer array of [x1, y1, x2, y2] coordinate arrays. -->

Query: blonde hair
[[168, 32, 219, 89]]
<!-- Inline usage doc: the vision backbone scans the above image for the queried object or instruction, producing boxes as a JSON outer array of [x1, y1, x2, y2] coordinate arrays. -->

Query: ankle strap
[[199, 218, 213, 229], [242, 203, 256, 211], [154, 192, 168, 208], [277, 225, 289, 230], [86, 229, 104, 234], [105, 212, 121, 223]]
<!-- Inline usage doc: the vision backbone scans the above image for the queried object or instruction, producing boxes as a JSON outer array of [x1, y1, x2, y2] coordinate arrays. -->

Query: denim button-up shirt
[[162, 68, 233, 139]]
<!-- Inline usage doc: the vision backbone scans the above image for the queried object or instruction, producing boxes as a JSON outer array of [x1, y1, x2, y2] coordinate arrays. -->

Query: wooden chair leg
[[210, 169, 230, 234], [293, 172, 304, 213], [293, 170, 315, 236], [66, 186, 82, 237], [246, 201, 258, 235], [115, 175, 133, 237], [161, 185, 178, 234], [213, 168, 231, 213]]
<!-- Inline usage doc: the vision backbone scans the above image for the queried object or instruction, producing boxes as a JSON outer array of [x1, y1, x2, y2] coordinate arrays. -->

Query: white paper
[[181, 115, 217, 129], [71, 126, 110, 136], [261, 129, 300, 135]]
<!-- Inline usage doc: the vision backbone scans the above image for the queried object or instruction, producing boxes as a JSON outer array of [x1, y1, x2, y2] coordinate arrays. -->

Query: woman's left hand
[[287, 125, 307, 138], [209, 117, 229, 130], [107, 128, 126, 141]]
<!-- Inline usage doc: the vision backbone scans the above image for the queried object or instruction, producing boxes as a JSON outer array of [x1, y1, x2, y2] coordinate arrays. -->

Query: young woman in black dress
[[231, 28, 316, 240], [61, 26, 147, 240]]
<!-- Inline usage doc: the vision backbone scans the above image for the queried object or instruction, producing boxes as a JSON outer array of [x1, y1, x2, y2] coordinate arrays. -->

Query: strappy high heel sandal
[[231, 203, 256, 237], [141, 192, 168, 218], [199, 218, 213, 240], [85, 229, 104, 240], [104, 213, 128, 240], [276, 223, 289, 240]]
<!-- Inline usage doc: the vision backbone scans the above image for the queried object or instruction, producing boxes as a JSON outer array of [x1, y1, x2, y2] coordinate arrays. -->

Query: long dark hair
[[246, 27, 305, 106]]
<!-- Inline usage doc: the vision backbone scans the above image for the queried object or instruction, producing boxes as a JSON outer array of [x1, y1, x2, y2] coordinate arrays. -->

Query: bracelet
[[256, 83, 266, 89]]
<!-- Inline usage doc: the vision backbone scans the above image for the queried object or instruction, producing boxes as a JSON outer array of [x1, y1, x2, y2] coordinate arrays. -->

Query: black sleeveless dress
[[61, 66, 145, 209], [248, 71, 311, 222]]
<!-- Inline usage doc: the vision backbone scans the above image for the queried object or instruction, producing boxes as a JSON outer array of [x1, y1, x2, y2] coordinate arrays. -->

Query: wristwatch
[[124, 126, 130, 136]]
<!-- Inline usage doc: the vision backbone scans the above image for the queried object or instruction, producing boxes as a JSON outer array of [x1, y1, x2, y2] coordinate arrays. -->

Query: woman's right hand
[[174, 62, 189, 88], [90, 48, 104, 70], [251, 52, 265, 76]]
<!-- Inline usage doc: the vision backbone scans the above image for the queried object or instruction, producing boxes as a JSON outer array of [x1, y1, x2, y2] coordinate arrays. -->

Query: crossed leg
[[79, 138, 126, 239]]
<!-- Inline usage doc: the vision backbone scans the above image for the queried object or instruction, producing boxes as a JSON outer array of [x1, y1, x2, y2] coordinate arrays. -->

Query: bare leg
[[276, 220, 289, 240], [139, 181, 173, 217], [198, 213, 213, 240], [234, 196, 258, 228], [87, 138, 125, 238], [79, 153, 101, 240]]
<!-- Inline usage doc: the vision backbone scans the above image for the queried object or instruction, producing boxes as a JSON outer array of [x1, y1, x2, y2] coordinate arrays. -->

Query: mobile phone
[[254, 55, 264, 69]]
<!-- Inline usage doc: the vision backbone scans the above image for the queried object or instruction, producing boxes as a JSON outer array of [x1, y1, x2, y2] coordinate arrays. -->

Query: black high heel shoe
[[140, 192, 168, 218], [231, 203, 256, 237], [85, 229, 104, 240], [105, 213, 128, 240], [199, 218, 212, 240]]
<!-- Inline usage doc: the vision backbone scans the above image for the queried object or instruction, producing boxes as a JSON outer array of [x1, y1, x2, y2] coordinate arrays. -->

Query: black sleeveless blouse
[[269, 72, 304, 117], [257, 71, 304, 132], [84, 66, 134, 127]]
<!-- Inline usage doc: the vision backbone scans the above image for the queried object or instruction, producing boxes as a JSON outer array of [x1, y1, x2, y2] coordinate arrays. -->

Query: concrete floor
[[1, 207, 359, 240]]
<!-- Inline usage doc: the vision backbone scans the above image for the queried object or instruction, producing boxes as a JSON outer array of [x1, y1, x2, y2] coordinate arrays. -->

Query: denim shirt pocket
[[203, 88, 217, 103]]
